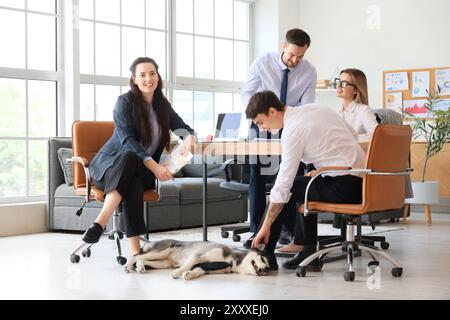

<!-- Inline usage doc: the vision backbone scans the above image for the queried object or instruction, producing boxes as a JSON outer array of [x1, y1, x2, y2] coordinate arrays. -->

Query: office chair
[[296, 124, 411, 281], [68, 121, 159, 265], [219, 159, 274, 242], [323, 109, 410, 254]]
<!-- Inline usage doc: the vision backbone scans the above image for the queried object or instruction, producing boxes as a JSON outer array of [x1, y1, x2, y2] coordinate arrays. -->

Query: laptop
[[214, 112, 247, 141]]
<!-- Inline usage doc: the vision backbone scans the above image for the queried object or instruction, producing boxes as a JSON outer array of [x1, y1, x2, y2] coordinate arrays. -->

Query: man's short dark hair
[[286, 28, 311, 48], [245, 91, 285, 119]]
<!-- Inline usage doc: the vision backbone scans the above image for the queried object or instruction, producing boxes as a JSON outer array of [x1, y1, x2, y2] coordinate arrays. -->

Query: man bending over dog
[[248, 91, 366, 270]]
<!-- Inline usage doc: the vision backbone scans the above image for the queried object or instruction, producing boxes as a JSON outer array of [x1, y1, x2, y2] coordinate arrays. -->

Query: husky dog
[[124, 239, 270, 280]]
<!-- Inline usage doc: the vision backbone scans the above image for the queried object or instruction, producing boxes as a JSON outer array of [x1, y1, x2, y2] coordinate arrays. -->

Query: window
[[0, 1, 59, 202], [78, 0, 252, 136], [173, 90, 242, 137], [78, 0, 168, 120], [0, 0, 252, 203], [173, 0, 252, 136]]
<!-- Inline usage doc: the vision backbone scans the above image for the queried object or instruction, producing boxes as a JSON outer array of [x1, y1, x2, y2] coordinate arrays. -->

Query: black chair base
[[220, 223, 251, 242]]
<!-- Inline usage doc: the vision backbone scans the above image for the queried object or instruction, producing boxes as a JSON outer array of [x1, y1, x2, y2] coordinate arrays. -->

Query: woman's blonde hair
[[340, 68, 369, 105]]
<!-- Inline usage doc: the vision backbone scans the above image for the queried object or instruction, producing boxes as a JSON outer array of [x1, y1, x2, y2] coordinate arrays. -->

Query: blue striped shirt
[[241, 51, 317, 109]]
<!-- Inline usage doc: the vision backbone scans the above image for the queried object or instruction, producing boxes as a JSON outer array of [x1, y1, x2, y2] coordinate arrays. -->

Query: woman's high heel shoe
[[82, 222, 105, 243]]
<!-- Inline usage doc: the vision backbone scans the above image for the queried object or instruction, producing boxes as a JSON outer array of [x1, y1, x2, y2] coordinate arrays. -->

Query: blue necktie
[[280, 68, 290, 104]]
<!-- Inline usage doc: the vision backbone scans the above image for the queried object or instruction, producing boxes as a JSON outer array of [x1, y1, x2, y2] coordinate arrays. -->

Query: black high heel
[[82, 222, 105, 243]]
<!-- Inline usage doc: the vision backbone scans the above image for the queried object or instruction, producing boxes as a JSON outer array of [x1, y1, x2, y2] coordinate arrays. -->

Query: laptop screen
[[215, 113, 242, 138]]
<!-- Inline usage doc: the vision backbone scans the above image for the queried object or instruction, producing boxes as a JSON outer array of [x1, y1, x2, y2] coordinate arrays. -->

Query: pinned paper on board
[[385, 92, 403, 110], [411, 71, 430, 97], [403, 99, 428, 118], [385, 72, 409, 91], [435, 69, 450, 95]]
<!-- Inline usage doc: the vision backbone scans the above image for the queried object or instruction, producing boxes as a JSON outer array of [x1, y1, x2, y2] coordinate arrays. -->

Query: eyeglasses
[[334, 78, 356, 88]]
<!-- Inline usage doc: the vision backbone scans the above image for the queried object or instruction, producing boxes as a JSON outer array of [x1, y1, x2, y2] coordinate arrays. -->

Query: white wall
[[296, 0, 450, 108], [278, 0, 300, 48], [253, 0, 280, 58]]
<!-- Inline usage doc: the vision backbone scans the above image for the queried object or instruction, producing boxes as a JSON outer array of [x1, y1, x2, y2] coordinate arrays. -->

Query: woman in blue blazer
[[82, 57, 197, 256]]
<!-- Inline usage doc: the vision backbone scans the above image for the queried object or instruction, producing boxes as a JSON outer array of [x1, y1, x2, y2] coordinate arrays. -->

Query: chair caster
[[221, 231, 229, 238], [70, 254, 80, 263], [117, 256, 127, 265], [368, 260, 379, 268], [296, 267, 307, 277], [391, 267, 403, 277], [344, 271, 355, 282], [381, 242, 390, 250], [232, 234, 241, 242], [82, 248, 91, 258]]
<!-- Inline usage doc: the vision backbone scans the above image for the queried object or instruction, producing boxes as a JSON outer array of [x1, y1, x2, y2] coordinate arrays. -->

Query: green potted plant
[[405, 85, 450, 224]]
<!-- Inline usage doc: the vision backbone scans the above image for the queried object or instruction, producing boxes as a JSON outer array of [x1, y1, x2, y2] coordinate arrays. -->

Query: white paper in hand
[[161, 142, 193, 174]]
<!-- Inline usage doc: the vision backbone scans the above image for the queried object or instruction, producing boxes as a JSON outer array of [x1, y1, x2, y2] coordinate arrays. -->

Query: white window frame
[[73, 0, 170, 122], [169, 0, 254, 132], [0, 1, 62, 204]]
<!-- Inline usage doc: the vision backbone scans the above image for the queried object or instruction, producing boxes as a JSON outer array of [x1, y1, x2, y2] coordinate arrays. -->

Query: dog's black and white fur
[[124, 239, 270, 280]]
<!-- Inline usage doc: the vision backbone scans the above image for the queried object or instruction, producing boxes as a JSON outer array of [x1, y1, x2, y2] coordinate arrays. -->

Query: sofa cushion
[[54, 184, 103, 208], [173, 177, 242, 204], [180, 154, 226, 178], [149, 180, 180, 206], [57, 148, 73, 186]]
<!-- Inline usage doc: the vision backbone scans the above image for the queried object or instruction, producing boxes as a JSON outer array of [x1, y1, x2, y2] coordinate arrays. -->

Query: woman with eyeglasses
[[334, 68, 378, 142]]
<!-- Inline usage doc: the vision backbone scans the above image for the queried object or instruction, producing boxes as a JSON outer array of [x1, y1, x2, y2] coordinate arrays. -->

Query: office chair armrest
[[302, 168, 413, 216], [67, 156, 89, 167], [308, 166, 352, 177], [67, 157, 92, 203], [220, 158, 246, 181]]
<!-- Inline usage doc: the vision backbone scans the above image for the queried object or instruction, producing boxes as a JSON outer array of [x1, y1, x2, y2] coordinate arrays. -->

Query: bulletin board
[[382, 67, 450, 119]]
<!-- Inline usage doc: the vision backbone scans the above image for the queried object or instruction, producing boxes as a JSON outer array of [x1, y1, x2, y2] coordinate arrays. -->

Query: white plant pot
[[406, 181, 440, 205]]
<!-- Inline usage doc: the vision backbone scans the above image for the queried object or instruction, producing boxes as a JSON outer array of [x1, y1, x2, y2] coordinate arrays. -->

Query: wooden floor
[[0, 211, 449, 300]]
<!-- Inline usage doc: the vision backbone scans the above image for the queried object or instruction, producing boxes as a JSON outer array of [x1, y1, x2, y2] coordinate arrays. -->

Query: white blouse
[[338, 101, 378, 142]]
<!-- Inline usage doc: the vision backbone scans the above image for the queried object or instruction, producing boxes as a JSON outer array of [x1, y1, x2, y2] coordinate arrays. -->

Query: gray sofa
[[47, 137, 247, 232]]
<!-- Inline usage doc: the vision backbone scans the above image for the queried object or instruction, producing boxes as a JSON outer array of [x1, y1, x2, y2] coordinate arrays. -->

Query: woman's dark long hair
[[129, 57, 171, 150]]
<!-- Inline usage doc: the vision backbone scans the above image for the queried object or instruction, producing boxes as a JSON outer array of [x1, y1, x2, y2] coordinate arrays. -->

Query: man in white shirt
[[241, 28, 317, 247], [247, 91, 366, 270]]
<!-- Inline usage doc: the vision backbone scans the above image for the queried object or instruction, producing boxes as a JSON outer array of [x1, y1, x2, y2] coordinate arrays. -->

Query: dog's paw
[[135, 260, 147, 274], [124, 265, 133, 273], [171, 270, 181, 279], [183, 271, 193, 281], [124, 257, 137, 273]]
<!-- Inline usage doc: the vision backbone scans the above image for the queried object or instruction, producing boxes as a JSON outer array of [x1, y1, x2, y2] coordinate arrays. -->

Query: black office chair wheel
[[344, 271, 355, 282], [391, 267, 403, 277], [117, 256, 127, 265], [232, 234, 241, 242], [70, 254, 80, 263], [381, 242, 390, 250], [221, 231, 229, 238], [368, 260, 379, 268], [296, 267, 307, 277], [82, 248, 91, 258], [117, 231, 124, 239]]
